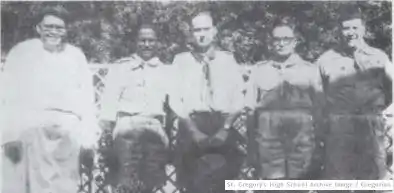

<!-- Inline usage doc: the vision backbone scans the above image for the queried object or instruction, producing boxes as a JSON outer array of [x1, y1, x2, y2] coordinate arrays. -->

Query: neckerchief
[[190, 47, 217, 109], [271, 54, 301, 70]]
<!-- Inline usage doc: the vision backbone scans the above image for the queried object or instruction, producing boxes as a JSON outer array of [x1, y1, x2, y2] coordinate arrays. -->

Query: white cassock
[[0, 38, 99, 193]]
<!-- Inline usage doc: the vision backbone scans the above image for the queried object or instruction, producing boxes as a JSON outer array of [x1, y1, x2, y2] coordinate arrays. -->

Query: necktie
[[191, 51, 215, 110]]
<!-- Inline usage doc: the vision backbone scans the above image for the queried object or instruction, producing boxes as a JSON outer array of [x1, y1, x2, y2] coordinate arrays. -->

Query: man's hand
[[191, 129, 210, 147], [209, 129, 229, 147], [3, 141, 23, 164], [183, 117, 210, 148], [78, 120, 103, 151], [99, 120, 115, 132]]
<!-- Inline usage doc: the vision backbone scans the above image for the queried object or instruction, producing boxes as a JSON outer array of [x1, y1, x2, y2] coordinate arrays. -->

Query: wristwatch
[[223, 122, 232, 130]]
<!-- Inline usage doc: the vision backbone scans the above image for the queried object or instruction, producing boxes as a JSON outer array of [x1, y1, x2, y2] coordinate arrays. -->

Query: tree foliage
[[1, 1, 392, 64]]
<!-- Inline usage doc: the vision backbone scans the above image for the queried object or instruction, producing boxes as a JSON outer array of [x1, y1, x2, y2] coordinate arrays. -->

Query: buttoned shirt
[[0, 38, 98, 145], [99, 54, 171, 121], [317, 43, 391, 113], [245, 54, 322, 111], [169, 49, 245, 118]]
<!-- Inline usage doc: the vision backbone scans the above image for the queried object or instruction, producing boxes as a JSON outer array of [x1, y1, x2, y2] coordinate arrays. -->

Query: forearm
[[99, 85, 123, 121], [223, 109, 244, 129], [180, 115, 205, 136]]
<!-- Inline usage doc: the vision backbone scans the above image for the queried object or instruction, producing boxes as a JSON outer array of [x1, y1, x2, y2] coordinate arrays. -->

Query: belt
[[44, 108, 81, 120], [190, 110, 230, 117], [118, 111, 165, 124]]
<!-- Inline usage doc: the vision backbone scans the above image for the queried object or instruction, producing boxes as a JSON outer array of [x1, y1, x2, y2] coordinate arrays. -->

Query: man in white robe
[[0, 6, 99, 193]]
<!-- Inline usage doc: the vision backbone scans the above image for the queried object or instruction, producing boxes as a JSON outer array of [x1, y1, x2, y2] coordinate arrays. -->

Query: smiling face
[[191, 14, 217, 49], [136, 27, 158, 61], [341, 18, 366, 49], [272, 25, 297, 57], [36, 15, 67, 50]]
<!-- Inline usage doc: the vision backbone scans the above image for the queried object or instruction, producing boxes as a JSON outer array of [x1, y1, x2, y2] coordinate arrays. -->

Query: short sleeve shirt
[[317, 45, 390, 113], [248, 54, 322, 110]]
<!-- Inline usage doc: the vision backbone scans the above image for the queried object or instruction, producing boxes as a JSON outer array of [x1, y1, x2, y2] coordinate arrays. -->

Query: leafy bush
[[1, 1, 391, 64]]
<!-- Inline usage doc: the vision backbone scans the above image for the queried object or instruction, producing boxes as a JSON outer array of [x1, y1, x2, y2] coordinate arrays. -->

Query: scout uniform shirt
[[169, 48, 245, 118], [317, 43, 391, 113], [99, 54, 171, 121], [246, 54, 322, 110], [245, 54, 322, 179]]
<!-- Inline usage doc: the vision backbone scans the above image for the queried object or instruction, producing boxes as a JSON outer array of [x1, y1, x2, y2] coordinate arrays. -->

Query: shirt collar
[[271, 54, 302, 69], [191, 46, 217, 64], [132, 54, 162, 69], [335, 41, 371, 58], [355, 41, 373, 55]]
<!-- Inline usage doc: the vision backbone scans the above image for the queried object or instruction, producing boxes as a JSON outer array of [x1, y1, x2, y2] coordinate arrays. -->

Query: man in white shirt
[[99, 24, 170, 192], [1, 6, 99, 193], [169, 12, 246, 193]]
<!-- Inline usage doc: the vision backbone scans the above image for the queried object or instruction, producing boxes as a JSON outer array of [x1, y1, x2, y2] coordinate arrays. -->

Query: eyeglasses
[[272, 37, 295, 45], [41, 24, 66, 31]]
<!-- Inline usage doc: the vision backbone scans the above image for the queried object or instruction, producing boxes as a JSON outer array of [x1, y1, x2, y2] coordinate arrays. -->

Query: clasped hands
[[191, 128, 229, 148], [186, 113, 242, 148]]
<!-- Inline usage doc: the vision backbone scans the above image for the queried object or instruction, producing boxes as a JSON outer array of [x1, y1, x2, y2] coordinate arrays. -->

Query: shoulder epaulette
[[114, 56, 136, 64], [218, 50, 237, 61], [360, 46, 385, 57], [114, 56, 144, 71], [301, 59, 314, 67], [254, 60, 271, 66], [217, 50, 233, 56], [174, 52, 190, 58]]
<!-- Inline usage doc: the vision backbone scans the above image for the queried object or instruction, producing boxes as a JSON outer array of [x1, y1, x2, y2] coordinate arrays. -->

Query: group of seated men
[[1, 5, 392, 193]]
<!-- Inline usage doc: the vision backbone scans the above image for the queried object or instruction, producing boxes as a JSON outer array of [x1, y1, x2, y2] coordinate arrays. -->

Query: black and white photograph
[[0, 1, 393, 193]]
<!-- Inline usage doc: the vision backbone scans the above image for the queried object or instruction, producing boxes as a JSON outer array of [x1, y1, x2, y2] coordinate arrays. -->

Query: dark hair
[[338, 5, 364, 23], [270, 16, 300, 40], [36, 5, 71, 24], [272, 17, 297, 34], [136, 23, 159, 39], [139, 23, 157, 33]]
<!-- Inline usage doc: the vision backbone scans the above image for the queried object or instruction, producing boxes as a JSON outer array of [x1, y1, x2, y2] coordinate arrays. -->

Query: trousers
[[323, 114, 387, 180], [256, 110, 315, 179], [174, 111, 245, 193], [108, 114, 169, 192]]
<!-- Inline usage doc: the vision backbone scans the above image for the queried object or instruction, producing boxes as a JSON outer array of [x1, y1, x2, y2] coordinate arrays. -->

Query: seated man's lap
[[175, 112, 245, 192], [110, 114, 169, 191]]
